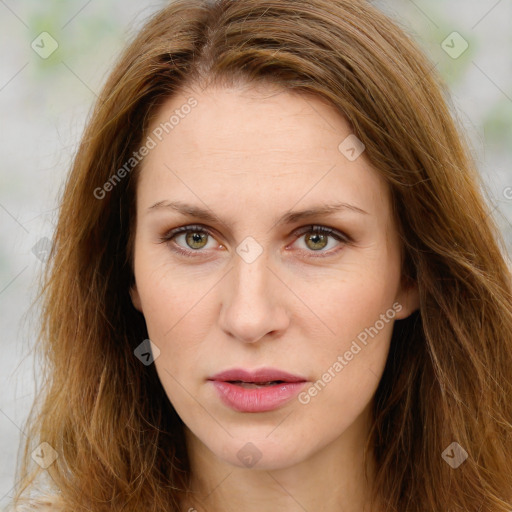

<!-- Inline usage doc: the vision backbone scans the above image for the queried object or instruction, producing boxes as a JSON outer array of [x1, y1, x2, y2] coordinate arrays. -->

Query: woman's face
[[130, 83, 418, 471]]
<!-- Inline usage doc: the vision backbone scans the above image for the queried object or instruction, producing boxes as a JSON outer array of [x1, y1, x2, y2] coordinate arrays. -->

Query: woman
[[11, 0, 512, 511]]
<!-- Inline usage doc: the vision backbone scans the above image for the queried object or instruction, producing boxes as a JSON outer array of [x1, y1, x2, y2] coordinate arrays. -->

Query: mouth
[[207, 368, 308, 413]]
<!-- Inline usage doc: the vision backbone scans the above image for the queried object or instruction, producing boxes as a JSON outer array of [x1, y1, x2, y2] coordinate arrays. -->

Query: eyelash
[[158, 224, 352, 259]]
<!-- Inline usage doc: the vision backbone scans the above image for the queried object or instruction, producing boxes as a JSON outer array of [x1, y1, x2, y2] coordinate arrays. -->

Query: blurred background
[[0, 0, 511, 507]]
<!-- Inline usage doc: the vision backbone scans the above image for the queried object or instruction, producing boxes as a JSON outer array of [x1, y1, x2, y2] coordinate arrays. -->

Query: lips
[[208, 367, 308, 413], [208, 368, 307, 385]]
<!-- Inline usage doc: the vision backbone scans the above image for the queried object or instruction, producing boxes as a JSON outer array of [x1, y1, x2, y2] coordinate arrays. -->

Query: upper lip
[[208, 367, 307, 383]]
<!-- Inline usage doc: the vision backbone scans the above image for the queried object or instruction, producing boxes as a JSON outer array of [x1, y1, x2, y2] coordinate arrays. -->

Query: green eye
[[304, 231, 329, 251], [184, 230, 209, 250], [292, 225, 351, 256]]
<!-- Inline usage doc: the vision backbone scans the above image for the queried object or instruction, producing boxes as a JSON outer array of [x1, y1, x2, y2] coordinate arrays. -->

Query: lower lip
[[210, 381, 307, 413]]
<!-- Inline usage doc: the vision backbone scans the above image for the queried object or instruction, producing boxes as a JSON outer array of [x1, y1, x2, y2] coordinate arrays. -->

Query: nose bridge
[[233, 248, 270, 302], [219, 244, 289, 342], [231, 233, 273, 299]]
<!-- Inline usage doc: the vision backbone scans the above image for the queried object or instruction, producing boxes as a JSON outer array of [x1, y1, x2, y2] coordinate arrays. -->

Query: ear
[[130, 284, 143, 312], [394, 279, 420, 320]]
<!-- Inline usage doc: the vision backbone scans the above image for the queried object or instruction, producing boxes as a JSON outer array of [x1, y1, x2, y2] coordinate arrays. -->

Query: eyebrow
[[146, 200, 368, 226]]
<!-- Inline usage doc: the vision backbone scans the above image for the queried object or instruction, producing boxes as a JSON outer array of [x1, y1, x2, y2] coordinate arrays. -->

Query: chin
[[209, 432, 314, 471]]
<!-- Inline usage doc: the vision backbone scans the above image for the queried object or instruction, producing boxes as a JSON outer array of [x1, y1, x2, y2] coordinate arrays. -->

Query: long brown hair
[[12, 0, 512, 510]]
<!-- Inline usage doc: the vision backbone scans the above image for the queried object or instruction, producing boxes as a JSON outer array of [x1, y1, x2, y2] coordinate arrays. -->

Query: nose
[[218, 252, 290, 344]]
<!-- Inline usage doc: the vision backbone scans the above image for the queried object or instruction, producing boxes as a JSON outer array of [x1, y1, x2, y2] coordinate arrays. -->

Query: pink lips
[[208, 368, 308, 413]]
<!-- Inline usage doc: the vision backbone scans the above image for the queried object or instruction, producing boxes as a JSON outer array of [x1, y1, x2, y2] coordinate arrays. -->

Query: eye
[[158, 224, 351, 258], [158, 225, 219, 256], [290, 225, 351, 257]]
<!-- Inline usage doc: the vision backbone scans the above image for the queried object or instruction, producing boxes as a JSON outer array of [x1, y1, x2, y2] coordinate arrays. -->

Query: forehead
[[137, 84, 389, 218], [146, 84, 352, 163]]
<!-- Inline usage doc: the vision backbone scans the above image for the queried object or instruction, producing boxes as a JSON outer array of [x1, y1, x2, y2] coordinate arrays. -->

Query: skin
[[129, 82, 419, 512]]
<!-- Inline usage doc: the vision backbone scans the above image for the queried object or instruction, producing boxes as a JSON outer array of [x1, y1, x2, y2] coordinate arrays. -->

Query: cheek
[[292, 256, 399, 410], [295, 284, 394, 436], [300, 258, 400, 346], [134, 243, 208, 326], [133, 255, 219, 374]]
